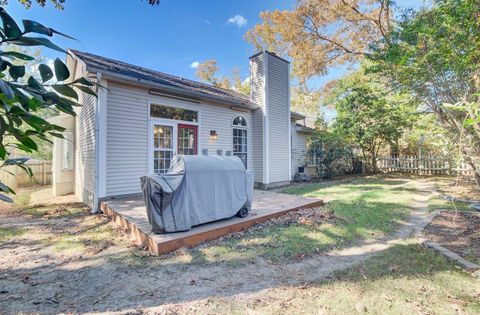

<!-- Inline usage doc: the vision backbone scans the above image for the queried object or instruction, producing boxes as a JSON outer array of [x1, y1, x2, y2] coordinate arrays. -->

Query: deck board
[[101, 190, 323, 255]]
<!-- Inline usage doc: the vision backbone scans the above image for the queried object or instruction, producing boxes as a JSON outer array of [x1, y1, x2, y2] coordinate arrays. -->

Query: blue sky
[[6, 0, 426, 90]]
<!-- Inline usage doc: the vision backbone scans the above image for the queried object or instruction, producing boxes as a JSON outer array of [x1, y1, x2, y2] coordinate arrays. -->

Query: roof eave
[[87, 66, 259, 110], [296, 126, 314, 134]]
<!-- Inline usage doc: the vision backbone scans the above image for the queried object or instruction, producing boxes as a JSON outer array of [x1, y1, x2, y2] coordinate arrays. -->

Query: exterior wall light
[[210, 130, 218, 140]]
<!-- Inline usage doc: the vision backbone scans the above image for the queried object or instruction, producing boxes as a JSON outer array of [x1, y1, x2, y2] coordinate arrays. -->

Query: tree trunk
[[371, 148, 379, 173]]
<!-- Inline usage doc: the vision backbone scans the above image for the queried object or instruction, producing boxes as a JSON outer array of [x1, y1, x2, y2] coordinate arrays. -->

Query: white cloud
[[227, 15, 247, 27], [190, 61, 200, 69], [204, 19, 212, 25]]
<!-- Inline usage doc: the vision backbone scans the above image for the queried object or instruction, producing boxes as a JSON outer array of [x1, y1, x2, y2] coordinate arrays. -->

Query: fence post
[[42, 160, 47, 185]]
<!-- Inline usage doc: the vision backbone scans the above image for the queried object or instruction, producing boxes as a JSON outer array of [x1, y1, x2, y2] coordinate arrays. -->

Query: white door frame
[[148, 119, 177, 174]]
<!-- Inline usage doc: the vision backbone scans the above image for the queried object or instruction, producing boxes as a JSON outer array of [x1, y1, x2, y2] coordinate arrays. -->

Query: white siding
[[250, 54, 265, 183], [68, 55, 96, 207], [105, 81, 253, 197], [265, 53, 290, 183], [291, 122, 309, 176]]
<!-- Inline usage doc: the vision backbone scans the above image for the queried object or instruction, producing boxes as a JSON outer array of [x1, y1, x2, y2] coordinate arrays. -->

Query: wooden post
[[42, 160, 47, 185]]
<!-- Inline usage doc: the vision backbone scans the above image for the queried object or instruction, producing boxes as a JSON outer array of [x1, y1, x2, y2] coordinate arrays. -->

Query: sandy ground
[[0, 179, 437, 314]]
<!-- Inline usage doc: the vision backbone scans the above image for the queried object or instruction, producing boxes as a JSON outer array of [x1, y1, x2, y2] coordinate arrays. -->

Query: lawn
[[172, 243, 480, 314], [1, 177, 479, 314], [170, 176, 419, 264]]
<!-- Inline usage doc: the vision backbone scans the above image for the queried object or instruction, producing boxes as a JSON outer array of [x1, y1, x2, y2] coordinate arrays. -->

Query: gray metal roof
[[70, 49, 257, 108]]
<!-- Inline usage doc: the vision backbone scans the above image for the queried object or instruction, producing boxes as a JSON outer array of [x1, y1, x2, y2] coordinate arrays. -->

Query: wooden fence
[[0, 159, 52, 189], [377, 156, 473, 175]]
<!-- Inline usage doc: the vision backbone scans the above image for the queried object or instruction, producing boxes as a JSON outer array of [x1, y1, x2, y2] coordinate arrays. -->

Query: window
[[232, 116, 247, 168], [232, 115, 247, 127], [150, 104, 198, 122], [62, 131, 74, 170], [153, 125, 174, 174]]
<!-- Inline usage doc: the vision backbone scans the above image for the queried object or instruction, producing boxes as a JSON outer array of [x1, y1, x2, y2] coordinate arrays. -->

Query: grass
[[2, 187, 121, 255], [181, 243, 480, 314], [169, 177, 417, 265], [0, 226, 26, 242], [427, 194, 473, 212]]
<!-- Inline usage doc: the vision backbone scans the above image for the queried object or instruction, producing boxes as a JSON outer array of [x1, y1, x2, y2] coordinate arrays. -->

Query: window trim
[[232, 115, 248, 168]]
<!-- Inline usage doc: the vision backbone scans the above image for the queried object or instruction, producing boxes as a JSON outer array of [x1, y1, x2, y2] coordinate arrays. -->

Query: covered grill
[[140, 155, 254, 233]]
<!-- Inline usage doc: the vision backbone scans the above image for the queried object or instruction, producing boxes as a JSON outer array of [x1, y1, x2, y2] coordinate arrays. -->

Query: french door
[[178, 124, 197, 155], [152, 124, 176, 174], [151, 122, 198, 174]]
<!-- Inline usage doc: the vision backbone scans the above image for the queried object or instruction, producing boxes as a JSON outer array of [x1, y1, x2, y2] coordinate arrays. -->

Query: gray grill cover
[[140, 155, 254, 233]]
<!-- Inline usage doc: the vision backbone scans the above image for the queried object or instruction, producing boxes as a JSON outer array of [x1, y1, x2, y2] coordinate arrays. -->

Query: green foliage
[[370, 0, 480, 182], [308, 117, 355, 178], [398, 113, 456, 157], [328, 65, 416, 172], [0, 8, 99, 202]]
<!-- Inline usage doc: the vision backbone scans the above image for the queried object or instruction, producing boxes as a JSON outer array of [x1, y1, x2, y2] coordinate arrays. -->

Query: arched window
[[232, 116, 247, 127], [232, 115, 247, 168]]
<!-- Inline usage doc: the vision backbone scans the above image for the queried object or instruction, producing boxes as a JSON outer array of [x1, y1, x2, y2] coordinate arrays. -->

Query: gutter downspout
[[92, 71, 102, 214]]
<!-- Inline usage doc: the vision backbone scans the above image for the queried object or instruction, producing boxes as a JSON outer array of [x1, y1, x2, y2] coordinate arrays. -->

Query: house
[[50, 50, 313, 211]]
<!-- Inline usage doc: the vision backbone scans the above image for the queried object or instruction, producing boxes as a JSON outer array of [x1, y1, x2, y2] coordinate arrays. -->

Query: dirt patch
[[437, 178, 480, 202], [0, 177, 452, 314], [423, 211, 480, 265]]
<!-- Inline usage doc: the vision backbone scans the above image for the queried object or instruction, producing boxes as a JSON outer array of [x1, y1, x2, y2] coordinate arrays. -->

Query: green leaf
[[0, 80, 14, 99], [0, 182, 12, 193], [48, 132, 64, 138], [54, 58, 69, 81], [8, 65, 25, 81], [72, 77, 94, 86], [3, 157, 28, 166], [464, 118, 477, 127], [22, 19, 53, 36], [43, 92, 75, 115], [0, 145, 5, 159], [0, 193, 14, 203], [52, 84, 78, 100], [18, 136, 38, 151], [27, 76, 45, 92], [22, 20, 76, 40], [0, 8, 22, 39], [75, 85, 97, 97], [0, 51, 35, 61], [38, 64, 53, 83], [10, 37, 67, 54]]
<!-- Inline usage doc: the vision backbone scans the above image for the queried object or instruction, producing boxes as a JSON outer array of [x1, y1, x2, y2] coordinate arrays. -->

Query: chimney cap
[[249, 50, 290, 64]]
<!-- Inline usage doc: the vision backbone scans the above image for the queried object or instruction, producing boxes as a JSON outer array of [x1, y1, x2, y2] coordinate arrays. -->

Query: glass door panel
[[153, 125, 174, 173], [177, 124, 197, 155]]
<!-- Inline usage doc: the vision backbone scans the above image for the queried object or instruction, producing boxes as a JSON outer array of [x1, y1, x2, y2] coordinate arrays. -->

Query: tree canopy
[[329, 64, 416, 172], [246, 0, 391, 81]]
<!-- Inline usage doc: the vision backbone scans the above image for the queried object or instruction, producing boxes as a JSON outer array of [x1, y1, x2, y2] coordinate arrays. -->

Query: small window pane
[[150, 104, 198, 122]]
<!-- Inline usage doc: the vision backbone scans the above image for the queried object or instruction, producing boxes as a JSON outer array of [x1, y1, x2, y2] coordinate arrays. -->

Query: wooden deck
[[101, 190, 323, 255]]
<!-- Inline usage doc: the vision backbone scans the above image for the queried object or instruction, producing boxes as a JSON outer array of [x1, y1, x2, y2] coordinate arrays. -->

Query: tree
[[245, 0, 392, 81], [0, 8, 99, 202], [291, 83, 322, 116], [308, 116, 355, 178], [329, 65, 415, 172], [195, 60, 250, 95], [0, 0, 160, 9], [370, 0, 480, 183]]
